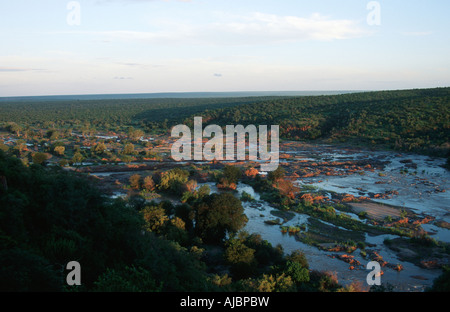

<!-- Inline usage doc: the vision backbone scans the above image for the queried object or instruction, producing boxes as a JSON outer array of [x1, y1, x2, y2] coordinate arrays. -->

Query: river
[[91, 144, 449, 291], [199, 145, 450, 292]]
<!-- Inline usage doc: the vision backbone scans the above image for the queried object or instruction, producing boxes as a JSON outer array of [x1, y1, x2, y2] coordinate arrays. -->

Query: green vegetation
[[193, 193, 248, 244], [2, 87, 448, 161], [384, 236, 450, 268], [270, 210, 296, 222], [296, 217, 365, 248], [0, 150, 212, 291], [1, 87, 449, 292], [195, 87, 450, 156], [240, 191, 255, 202], [1, 150, 377, 292], [289, 201, 415, 238], [0, 97, 279, 133], [1, 151, 448, 292], [428, 266, 450, 292]]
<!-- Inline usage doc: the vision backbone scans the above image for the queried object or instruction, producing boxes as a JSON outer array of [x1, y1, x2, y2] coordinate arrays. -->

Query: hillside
[[189, 87, 449, 156], [0, 87, 449, 156]]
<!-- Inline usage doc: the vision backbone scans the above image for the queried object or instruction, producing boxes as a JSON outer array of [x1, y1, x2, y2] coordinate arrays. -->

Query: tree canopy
[[194, 192, 248, 244]]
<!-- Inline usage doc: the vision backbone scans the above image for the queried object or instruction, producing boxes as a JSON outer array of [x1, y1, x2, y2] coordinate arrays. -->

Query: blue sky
[[0, 0, 449, 96]]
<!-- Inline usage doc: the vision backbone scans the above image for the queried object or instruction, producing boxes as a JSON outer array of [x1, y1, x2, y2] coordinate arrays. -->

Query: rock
[[435, 220, 450, 230], [420, 259, 440, 269], [397, 248, 418, 260], [264, 219, 281, 225]]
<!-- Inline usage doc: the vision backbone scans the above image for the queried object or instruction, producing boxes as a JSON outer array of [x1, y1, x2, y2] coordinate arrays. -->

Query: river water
[[92, 144, 449, 291], [200, 145, 450, 292]]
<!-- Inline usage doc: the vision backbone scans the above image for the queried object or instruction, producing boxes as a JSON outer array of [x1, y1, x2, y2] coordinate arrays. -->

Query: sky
[[0, 0, 449, 97]]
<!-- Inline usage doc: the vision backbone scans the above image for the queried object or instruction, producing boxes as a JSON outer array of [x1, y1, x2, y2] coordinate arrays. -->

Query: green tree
[[0, 150, 213, 292], [0, 248, 60, 292], [0, 142, 8, 153], [46, 129, 60, 140], [225, 238, 257, 278], [268, 166, 285, 182], [197, 184, 211, 197], [141, 205, 169, 234], [94, 142, 107, 155], [129, 129, 145, 141], [428, 266, 450, 292], [285, 260, 310, 284], [142, 175, 155, 191], [223, 165, 242, 184], [286, 250, 309, 269], [194, 193, 247, 244], [129, 174, 142, 190], [53, 145, 65, 156], [158, 168, 189, 195], [72, 152, 84, 166], [123, 143, 135, 155], [6, 122, 21, 135], [242, 273, 295, 292], [94, 266, 162, 292], [32, 152, 49, 165]]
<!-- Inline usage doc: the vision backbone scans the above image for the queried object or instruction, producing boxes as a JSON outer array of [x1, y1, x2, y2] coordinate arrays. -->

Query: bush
[[0, 248, 61, 292], [0, 151, 206, 291], [428, 266, 450, 292], [32, 152, 49, 165], [224, 238, 257, 279], [158, 168, 189, 195], [241, 273, 295, 292], [194, 193, 247, 244], [240, 191, 255, 202], [286, 250, 309, 269], [267, 166, 285, 182], [94, 266, 162, 292], [223, 165, 242, 184], [141, 205, 169, 234], [285, 260, 310, 284]]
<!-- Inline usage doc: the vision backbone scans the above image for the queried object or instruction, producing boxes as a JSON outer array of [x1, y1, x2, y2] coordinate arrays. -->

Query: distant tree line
[[1, 88, 448, 157], [190, 87, 450, 157]]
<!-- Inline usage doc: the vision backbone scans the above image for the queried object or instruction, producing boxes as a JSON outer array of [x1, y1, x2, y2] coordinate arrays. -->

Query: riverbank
[[80, 140, 449, 291]]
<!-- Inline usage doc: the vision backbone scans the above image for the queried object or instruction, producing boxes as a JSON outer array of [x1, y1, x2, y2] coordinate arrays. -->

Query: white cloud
[[57, 12, 369, 46], [212, 12, 368, 43], [0, 67, 46, 72]]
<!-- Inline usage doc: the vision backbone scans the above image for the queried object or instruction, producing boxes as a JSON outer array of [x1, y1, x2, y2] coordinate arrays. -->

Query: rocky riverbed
[[85, 141, 449, 291]]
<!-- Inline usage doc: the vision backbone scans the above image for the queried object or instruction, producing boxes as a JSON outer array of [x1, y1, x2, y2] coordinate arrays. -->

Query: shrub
[[94, 266, 162, 292], [285, 260, 310, 284], [240, 191, 255, 202], [194, 193, 247, 244]]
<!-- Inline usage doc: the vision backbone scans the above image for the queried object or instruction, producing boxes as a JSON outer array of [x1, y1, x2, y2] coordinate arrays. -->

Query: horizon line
[[1, 86, 448, 102]]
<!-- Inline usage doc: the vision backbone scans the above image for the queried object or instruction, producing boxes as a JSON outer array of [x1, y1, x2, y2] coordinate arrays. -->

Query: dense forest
[[0, 96, 282, 132], [188, 87, 450, 157], [1, 87, 448, 157], [0, 150, 353, 292], [1, 150, 448, 292], [1, 87, 450, 293]]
